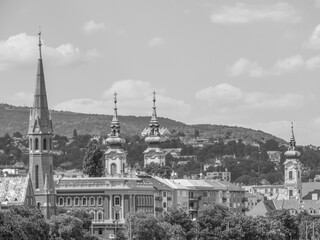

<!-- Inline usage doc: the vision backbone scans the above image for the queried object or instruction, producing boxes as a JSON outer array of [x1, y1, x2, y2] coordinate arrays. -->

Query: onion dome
[[106, 93, 125, 147], [284, 122, 301, 158]]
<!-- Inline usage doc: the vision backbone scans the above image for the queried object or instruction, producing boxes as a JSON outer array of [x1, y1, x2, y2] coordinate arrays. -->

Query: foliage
[[49, 214, 84, 240], [143, 162, 172, 179], [82, 140, 103, 177], [0, 206, 50, 240]]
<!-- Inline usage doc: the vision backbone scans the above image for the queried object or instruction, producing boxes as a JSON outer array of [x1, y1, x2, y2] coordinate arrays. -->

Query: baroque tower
[[28, 32, 56, 218], [283, 123, 302, 200], [143, 91, 165, 167], [104, 93, 127, 176]]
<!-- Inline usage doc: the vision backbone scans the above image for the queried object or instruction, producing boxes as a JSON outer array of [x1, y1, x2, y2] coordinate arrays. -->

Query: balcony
[[155, 196, 163, 201], [155, 207, 163, 212], [242, 197, 248, 203]]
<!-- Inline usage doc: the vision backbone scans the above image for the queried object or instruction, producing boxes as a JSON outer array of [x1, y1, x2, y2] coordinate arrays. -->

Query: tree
[[123, 211, 166, 240], [82, 140, 103, 177], [163, 209, 195, 240], [0, 206, 50, 240], [49, 214, 84, 240], [144, 162, 172, 179], [13, 131, 23, 138], [66, 209, 93, 231], [197, 203, 231, 239]]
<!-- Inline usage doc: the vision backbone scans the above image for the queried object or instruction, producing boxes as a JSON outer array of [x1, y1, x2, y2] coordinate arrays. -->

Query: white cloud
[[211, 2, 300, 24], [195, 83, 243, 103], [0, 33, 101, 71], [83, 20, 106, 35], [229, 58, 268, 77], [148, 37, 164, 47], [55, 79, 191, 121], [196, 83, 307, 110], [230, 55, 320, 77], [304, 24, 320, 49]]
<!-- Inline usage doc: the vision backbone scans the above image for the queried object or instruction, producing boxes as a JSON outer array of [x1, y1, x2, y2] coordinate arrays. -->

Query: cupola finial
[[290, 122, 296, 150]]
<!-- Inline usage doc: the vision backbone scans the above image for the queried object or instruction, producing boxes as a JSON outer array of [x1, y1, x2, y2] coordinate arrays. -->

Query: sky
[[1, 0, 320, 145]]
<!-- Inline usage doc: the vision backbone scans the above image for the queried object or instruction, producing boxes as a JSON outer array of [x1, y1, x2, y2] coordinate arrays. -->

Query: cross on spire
[[38, 27, 42, 59]]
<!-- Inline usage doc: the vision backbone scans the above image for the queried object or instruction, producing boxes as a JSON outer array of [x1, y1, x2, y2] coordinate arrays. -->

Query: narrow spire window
[[35, 165, 39, 189], [35, 138, 39, 150], [43, 138, 47, 150], [29, 138, 33, 151]]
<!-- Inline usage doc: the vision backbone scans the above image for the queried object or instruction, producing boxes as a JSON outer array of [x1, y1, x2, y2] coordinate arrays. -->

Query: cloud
[[196, 83, 307, 110], [148, 37, 165, 47], [229, 58, 268, 77], [195, 83, 243, 103], [83, 20, 106, 34], [0, 33, 101, 71], [211, 2, 300, 24], [304, 24, 320, 49], [229, 55, 320, 77], [55, 79, 191, 121]]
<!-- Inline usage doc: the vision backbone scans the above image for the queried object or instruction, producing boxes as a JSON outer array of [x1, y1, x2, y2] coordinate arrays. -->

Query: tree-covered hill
[[0, 103, 286, 144]]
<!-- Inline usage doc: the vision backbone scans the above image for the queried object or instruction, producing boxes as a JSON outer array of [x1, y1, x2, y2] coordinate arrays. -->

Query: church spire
[[106, 93, 125, 147], [148, 90, 160, 136], [289, 122, 296, 151], [28, 30, 53, 134]]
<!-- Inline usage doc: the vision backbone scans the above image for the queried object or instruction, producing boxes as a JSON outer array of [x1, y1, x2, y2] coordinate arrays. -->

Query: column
[[109, 195, 112, 220], [121, 194, 124, 219]]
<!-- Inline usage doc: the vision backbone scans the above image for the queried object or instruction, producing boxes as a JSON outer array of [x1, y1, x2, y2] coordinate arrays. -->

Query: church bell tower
[[28, 31, 56, 219]]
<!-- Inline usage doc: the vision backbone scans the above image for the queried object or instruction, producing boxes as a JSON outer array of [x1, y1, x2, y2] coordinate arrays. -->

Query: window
[[67, 197, 71, 206], [74, 197, 79, 206], [203, 191, 208, 197], [115, 196, 120, 206], [163, 192, 166, 197], [111, 163, 117, 175], [289, 171, 293, 179], [115, 212, 120, 220], [35, 138, 39, 150], [163, 202, 166, 208], [59, 197, 64, 206], [90, 197, 95, 206], [35, 165, 39, 189], [37, 202, 41, 209], [98, 197, 103, 206], [90, 211, 95, 220], [82, 197, 87, 206], [43, 138, 47, 150], [289, 190, 293, 197], [98, 212, 103, 220], [98, 228, 103, 235]]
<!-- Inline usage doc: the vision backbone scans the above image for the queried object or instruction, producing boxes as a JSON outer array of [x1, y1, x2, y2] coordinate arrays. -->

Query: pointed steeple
[[106, 93, 125, 147], [28, 31, 53, 134], [149, 90, 160, 136], [110, 92, 120, 136], [289, 122, 296, 150]]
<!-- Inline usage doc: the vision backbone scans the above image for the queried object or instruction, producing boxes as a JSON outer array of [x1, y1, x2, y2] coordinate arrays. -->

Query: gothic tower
[[28, 32, 56, 218], [284, 123, 302, 200], [143, 91, 165, 167], [104, 93, 127, 176]]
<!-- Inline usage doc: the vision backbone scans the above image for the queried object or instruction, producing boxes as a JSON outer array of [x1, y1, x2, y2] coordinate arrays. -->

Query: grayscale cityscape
[[1, 1, 320, 239]]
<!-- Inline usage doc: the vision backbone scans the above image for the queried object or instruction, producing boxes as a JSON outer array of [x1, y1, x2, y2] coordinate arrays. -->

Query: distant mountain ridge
[[0, 103, 286, 144]]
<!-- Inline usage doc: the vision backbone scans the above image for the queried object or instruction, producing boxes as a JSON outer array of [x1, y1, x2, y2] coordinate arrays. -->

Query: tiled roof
[[247, 200, 276, 217], [0, 176, 29, 204], [302, 182, 320, 198], [216, 180, 245, 191], [138, 176, 172, 191], [153, 177, 189, 190]]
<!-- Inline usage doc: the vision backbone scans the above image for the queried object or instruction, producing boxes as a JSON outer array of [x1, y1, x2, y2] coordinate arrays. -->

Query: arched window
[[35, 165, 39, 189], [37, 202, 41, 209], [43, 138, 47, 150], [111, 163, 117, 175], [289, 190, 293, 197], [98, 212, 103, 220], [90, 211, 95, 220], [29, 139, 32, 151], [289, 171, 293, 179], [35, 138, 39, 150]]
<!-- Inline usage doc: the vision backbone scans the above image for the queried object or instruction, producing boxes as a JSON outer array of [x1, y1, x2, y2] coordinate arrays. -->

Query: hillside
[[0, 103, 286, 144]]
